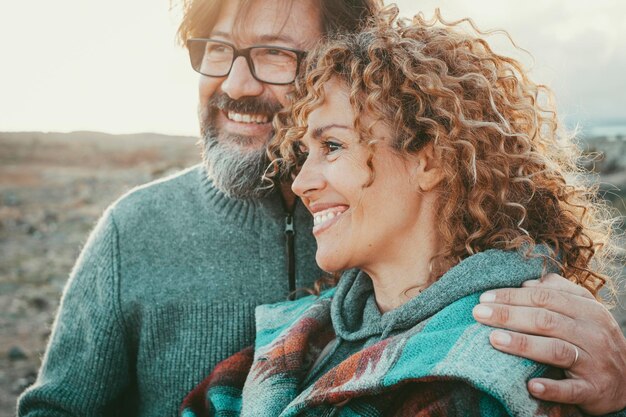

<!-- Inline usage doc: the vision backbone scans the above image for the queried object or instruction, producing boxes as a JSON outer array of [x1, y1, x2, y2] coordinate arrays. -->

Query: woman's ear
[[411, 142, 444, 192]]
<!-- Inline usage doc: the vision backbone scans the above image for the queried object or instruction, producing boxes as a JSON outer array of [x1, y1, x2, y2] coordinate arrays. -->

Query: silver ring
[[570, 346, 580, 368]]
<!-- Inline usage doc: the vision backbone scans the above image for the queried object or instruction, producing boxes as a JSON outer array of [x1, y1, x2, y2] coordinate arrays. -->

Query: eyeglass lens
[[190, 40, 299, 84]]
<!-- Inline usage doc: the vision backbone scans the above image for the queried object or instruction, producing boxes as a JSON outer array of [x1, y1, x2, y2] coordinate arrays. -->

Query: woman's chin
[[315, 253, 347, 274]]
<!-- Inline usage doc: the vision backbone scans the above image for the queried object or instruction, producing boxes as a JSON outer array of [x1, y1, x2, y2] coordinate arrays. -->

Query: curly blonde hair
[[270, 7, 619, 297]]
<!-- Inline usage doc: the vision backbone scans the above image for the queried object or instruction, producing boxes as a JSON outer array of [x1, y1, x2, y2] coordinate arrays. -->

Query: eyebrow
[[310, 124, 352, 140], [211, 31, 300, 47]]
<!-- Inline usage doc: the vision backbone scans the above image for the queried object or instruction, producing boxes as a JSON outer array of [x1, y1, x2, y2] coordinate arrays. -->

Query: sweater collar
[[331, 248, 555, 342], [198, 165, 301, 229]]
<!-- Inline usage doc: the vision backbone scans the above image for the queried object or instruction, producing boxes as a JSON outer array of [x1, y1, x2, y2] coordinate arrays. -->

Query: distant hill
[[0, 131, 200, 170], [0, 130, 197, 147]]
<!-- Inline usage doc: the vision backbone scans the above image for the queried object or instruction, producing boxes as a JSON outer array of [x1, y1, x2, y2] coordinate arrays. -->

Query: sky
[[1, 0, 625, 136]]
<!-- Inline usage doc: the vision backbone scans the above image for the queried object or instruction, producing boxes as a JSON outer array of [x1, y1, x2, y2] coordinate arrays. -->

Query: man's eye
[[206, 45, 229, 55], [266, 48, 286, 56], [295, 143, 309, 163], [255, 48, 296, 64]]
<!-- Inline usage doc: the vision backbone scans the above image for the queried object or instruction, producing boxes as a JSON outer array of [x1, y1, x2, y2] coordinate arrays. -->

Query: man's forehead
[[210, 0, 322, 48]]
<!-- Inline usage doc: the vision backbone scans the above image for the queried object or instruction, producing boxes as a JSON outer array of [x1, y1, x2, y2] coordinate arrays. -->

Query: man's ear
[[411, 142, 444, 192]]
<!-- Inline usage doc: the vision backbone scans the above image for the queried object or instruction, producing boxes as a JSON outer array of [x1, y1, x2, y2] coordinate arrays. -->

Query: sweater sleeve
[[17, 209, 132, 417]]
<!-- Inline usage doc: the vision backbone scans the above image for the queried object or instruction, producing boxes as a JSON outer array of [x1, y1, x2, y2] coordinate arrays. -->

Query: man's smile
[[226, 111, 270, 124]]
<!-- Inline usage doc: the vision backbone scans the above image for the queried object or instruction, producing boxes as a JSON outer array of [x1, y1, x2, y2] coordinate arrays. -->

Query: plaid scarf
[[181, 250, 584, 417]]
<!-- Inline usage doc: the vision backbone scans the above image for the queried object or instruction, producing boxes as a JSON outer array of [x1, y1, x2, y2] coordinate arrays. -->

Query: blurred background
[[1, 0, 624, 414]]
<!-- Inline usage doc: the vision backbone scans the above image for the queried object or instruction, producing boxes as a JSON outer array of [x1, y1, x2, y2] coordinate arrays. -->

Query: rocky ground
[[0, 131, 624, 416], [0, 131, 200, 415]]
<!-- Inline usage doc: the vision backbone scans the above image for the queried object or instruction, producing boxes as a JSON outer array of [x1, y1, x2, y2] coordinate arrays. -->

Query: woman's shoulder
[[388, 292, 560, 416]]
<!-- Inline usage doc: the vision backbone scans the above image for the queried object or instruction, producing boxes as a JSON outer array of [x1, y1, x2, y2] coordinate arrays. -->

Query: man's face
[[197, 0, 323, 199]]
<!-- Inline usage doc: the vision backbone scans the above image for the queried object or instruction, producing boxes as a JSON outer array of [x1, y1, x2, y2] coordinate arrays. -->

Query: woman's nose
[[291, 155, 325, 199]]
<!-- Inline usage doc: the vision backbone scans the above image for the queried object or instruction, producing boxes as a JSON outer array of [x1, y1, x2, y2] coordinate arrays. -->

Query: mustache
[[206, 92, 282, 116]]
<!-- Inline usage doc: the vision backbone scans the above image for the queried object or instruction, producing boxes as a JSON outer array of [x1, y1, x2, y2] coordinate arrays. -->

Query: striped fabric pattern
[[181, 250, 586, 417]]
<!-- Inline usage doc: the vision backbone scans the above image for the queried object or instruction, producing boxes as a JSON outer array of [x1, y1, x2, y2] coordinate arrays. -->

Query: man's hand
[[472, 273, 626, 415]]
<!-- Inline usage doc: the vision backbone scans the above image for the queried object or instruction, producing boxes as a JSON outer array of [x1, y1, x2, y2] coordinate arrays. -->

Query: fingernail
[[522, 279, 539, 287], [491, 330, 511, 346], [530, 382, 545, 394], [480, 291, 496, 303], [473, 305, 493, 319]]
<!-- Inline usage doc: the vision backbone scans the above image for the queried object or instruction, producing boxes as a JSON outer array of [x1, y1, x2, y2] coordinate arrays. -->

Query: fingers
[[486, 326, 626, 414], [474, 273, 626, 415], [523, 273, 595, 299], [526, 377, 621, 415], [486, 330, 585, 369], [478, 287, 594, 319], [472, 303, 579, 337], [527, 378, 594, 407]]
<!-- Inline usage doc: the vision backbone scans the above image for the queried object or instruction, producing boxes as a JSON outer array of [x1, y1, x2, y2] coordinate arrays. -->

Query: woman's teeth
[[313, 210, 343, 227], [227, 111, 269, 124]]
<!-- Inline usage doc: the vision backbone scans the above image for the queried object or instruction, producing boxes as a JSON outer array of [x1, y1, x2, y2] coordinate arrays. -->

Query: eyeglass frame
[[186, 38, 307, 86]]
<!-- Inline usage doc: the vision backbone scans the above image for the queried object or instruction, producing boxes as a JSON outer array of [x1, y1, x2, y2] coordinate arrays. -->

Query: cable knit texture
[[17, 165, 322, 417]]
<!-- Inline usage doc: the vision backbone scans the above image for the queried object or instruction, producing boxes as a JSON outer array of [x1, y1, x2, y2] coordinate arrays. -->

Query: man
[[17, 0, 626, 416]]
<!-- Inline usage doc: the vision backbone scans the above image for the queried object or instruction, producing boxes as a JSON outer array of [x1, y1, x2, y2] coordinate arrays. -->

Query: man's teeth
[[227, 111, 269, 124], [313, 211, 342, 227]]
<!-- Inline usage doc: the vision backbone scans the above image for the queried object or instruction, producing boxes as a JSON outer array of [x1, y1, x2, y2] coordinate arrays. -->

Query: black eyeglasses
[[187, 38, 306, 85]]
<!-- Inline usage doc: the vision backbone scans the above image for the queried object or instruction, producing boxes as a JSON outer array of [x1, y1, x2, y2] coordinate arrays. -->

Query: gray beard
[[201, 124, 273, 200], [199, 92, 283, 200]]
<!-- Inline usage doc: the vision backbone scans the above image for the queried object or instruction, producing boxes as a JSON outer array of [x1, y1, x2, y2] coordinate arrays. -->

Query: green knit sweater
[[17, 165, 322, 417]]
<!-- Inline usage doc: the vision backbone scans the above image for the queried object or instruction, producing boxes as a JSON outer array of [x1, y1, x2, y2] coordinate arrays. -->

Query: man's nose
[[292, 155, 325, 199], [220, 56, 264, 100]]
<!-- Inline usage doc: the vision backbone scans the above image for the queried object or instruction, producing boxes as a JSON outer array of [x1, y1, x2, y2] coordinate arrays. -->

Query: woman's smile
[[310, 205, 349, 235]]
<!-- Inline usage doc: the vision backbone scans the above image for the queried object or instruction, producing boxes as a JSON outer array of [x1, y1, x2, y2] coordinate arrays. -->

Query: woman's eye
[[323, 140, 343, 154]]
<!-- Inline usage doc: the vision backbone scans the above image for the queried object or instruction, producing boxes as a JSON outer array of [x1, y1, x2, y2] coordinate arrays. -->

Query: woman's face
[[291, 79, 430, 273]]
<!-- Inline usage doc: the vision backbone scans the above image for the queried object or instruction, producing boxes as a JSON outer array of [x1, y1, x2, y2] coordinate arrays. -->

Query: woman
[[181, 8, 617, 417]]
